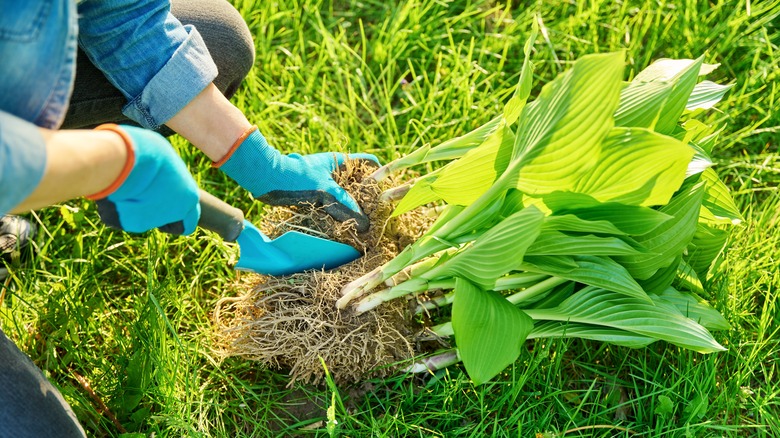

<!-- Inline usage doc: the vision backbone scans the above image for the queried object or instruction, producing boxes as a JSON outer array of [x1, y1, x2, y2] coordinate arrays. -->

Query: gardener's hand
[[215, 126, 379, 232], [87, 124, 200, 235]]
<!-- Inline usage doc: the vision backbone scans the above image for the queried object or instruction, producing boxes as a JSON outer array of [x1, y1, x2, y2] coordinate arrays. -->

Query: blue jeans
[[0, 0, 78, 129], [0, 328, 86, 437]]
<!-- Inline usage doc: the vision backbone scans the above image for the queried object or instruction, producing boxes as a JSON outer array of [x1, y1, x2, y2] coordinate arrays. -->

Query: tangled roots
[[212, 160, 431, 385]]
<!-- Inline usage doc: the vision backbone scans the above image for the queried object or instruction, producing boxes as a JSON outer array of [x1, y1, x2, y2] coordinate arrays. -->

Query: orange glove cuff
[[212, 125, 258, 168], [85, 124, 136, 200]]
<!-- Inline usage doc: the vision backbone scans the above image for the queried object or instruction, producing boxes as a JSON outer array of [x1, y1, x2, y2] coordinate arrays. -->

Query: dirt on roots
[[212, 160, 433, 385]]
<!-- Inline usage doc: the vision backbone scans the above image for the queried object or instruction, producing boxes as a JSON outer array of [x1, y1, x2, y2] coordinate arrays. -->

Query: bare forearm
[[166, 83, 253, 162], [11, 129, 127, 212]]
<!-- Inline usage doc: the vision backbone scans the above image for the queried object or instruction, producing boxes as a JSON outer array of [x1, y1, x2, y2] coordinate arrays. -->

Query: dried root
[[213, 159, 433, 385]]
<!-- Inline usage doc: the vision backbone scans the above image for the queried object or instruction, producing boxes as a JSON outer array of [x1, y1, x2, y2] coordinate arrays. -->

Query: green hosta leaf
[[650, 287, 729, 331], [431, 124, 514, 206], [696, 128, 722, 155], [571, 127, 695, 206], [512, 52, 625, 193], [526, 230, 642, 256], [543, 214, 628, 236], [452, 278, 533, 385], [392, 176, 440, 217], [638, 254, 682, 295], [529, 321, 655, 348], [700, 168, 744, 225], [615, 182, 705, 280], [686, 81, 734, 110], [526, 287, 725, 353], [521, 255, 648, 301], [646, 58, 702, 135], [613, 80, 670, 129], [680, 119, 711, 144], [408, 116, 504, 165], [674, 258, 705, 294], [541, 192, 673, 235], [521, 255, 579, 273], [686, 223, 729, 279], [525, 282, 576, 309], [504, 30, 536, 125], [423, 207, 545, 289], [685, 142, 713, 178], [499, 188, 527, 217], [632, 58, 708, 82], [680, 119, 724, 155], [614, 57, 704, 135], [444, 191, 510, 241], [424, 204, 465, 235]]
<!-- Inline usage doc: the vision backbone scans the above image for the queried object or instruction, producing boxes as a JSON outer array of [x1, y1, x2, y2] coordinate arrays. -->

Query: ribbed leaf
[[700, 168, 744, 225], [424, 204, 465, 235], [521, 255, 579, 273], [392, 176, 440, 217], [529, 321, 655, 348], [543, 214, 628, 236], [423, 207, 545, 289], [431, 124, 514, 206], [644, 58, 702, 134], [512, 52, 625, 193], [452, 278, 533, 385], [686, 80, 733, 110], [685, 142, 713, 178], [520, 255, 648, 301], [525, 282, 576, 309], [541, 192, 673, 235], [444, 191, 510, 241], [674, 258, 705, 295], [526, 287, 725, 353], [615, 183, 705, 280], [504, 30, 536, 125], [614, 57, 704, 134], [402, 116, 504, 166], [686, 223, 729, 278], [638, 254, 682, 295], [527, 230, 642, 256], [681, 119, 723, 155], [650, 288, 729, 331], [572, 127, 694, 206], [613, 80, 670, 129]]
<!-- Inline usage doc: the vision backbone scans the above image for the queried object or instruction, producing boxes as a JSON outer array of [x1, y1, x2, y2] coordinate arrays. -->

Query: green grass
[[2, 0, 779, 436]]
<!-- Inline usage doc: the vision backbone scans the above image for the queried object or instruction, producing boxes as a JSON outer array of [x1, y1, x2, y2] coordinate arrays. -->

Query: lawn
[[2, 0, 779, 436]]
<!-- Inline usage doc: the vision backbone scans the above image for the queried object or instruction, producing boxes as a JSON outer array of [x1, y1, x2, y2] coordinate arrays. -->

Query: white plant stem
[[404, 350, 460, 374]]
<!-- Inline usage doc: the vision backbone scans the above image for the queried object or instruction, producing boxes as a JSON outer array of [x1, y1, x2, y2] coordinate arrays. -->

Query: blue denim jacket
[[0, 0, 218, 214]]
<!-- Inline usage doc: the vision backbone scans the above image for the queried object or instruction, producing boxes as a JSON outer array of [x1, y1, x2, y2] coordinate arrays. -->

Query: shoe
[[0, 215, 36, 281]]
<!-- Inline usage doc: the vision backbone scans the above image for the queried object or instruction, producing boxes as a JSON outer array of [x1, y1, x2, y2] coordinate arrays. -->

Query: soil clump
[[214, 160, 432, 385]]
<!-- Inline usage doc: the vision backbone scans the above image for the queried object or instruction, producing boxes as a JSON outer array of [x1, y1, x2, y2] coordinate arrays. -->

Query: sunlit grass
[[1, 0, 778, 436]]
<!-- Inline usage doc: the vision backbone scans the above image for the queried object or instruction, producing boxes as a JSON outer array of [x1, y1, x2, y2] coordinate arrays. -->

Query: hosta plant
[[335, 33, 739, 384], [215, 32, 739, 385]]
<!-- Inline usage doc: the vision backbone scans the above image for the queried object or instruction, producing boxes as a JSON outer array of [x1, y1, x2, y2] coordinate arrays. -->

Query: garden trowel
[[197, 190, 361, 276]]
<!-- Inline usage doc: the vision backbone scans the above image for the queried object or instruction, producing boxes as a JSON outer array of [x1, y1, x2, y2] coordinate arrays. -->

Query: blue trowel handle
[[197, 189, 245, 242]]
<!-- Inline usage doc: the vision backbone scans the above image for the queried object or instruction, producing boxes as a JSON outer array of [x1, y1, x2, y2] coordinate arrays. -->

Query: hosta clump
[[215, 32, 739, 385], [338, 34, 740, 384]]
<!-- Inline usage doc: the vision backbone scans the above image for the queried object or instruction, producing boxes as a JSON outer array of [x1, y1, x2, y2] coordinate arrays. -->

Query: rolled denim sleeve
[[0, 111, 47, 215], [77, 0, 218, 130]]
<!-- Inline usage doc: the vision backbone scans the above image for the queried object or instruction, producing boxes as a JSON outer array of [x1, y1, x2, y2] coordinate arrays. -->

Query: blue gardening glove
[[87, 124, 200, 235], [217, 126, 380, 232]]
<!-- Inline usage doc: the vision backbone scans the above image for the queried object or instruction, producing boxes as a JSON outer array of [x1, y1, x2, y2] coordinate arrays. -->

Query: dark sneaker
[[0, 215, 36, 281]]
